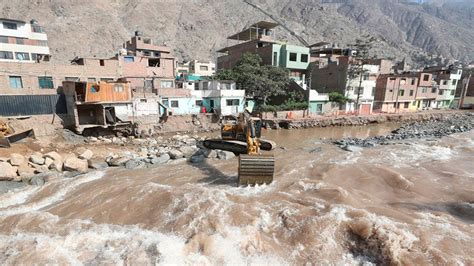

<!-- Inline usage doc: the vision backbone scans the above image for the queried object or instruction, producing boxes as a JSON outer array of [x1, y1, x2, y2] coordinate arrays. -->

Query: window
[[438, 89, 443, 95], [450, 90, 455, 96], [226, 99, 240, 106], [143, 38, 151, 44], [452, 79, 457, 86], [301, 54, 308, 63], [371, 87, 375, 97], [38, 76, 54, 89], [124, 56, 134, 63], [200, 65, 209, 71], [144, 79, 153, 88], [15, 38, 24, 45], [148, 58, 160, 67], [99, 59, 105, 66], [202, 82, 209, 90], [411, 79, 416, 85], [65, 77, 79, 81], [171, 100, 179, 107], [9, 76, 23, 88], [316, 103, 323, 113], [404, 102, 409, 108], [409, 90, 414, 96], [163, 99, 169, 107], [194, 82, 199, 90], [393, 102, 397, 108], [423, 74, 429, 81], [196, 100, 203, 106], [161, 80, 173, 88], [87, 78, 96, 83], [443, 80, 448, 85], [0, 51, 13, 59], [114, 84, 124, 92], [273, 52, 278, 66], [422, 87, 427, 93], [399, 90, 404, 96], [15, 52, 30, 61], [154, 52, 161, 57], [363, 74, 369, 81], [289, 52, 297, 62], [37, 40, 48, 46], [431, 87, 437, 93], [0, 36, 8, 43], [143, 51, 151, 56], [3, 22, 17, 30]]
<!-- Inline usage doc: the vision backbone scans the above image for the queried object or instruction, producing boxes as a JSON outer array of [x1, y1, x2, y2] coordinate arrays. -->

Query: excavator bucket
[[238, 154, 275, 186]]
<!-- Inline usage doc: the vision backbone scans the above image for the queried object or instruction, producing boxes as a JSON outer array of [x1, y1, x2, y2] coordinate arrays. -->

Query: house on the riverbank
[[424, 66, 462, 109], [308, 47, 393, 115]]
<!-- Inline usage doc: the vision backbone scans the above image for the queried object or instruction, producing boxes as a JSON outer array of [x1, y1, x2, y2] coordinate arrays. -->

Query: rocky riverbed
[[0, 134, 234, 193], [333, 112, 474, 149]]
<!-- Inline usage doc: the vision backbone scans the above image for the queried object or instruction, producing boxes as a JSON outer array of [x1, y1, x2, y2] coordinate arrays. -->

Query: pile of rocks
[[0, 134, 236, 190], [102, 134, 235, 169], [333, 113, 474, 149], [0, 149, 93, 186]]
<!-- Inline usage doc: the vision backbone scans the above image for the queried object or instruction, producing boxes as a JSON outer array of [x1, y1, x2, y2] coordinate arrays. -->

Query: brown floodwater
[[0, 124, 473, 265]]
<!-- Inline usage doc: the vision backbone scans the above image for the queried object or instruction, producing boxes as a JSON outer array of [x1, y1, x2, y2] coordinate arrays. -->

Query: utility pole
[[355, 60, 364, 114]]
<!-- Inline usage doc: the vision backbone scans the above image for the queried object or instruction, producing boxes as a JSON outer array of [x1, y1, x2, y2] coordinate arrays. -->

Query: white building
[[182, 80, 245, 115], [189, 60, 216, 76], [0, 18, 50, 63], [345, 64, 379, 114]]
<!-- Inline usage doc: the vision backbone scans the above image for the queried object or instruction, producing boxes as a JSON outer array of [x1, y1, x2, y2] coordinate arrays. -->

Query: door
[[359, 104, 371, 115]]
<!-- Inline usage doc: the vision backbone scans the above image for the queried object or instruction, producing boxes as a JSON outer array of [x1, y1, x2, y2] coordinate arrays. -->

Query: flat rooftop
[[227, 21, 279, 41]]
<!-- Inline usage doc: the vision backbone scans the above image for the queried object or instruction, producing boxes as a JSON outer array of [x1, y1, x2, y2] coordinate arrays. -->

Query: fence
[[0, 94, 67, 117]]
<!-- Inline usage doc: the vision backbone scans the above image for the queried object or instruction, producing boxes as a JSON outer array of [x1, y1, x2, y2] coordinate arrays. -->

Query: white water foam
[[0, 171, 105, 217]]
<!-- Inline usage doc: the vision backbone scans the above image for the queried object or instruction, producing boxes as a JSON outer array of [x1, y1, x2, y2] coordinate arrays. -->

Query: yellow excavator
[[203, 111, 276, 185]]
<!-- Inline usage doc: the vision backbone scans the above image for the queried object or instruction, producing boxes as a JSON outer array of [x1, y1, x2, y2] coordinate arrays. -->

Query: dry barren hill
[[1, 0, 473, 65]]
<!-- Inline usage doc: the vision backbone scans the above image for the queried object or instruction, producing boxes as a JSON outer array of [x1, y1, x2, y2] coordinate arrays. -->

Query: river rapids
[[0, 125, 473, 265]]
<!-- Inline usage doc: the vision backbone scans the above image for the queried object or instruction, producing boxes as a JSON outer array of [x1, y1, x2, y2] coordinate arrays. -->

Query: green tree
[[329, 91, 350, 105], [214, 53, 290, 104]]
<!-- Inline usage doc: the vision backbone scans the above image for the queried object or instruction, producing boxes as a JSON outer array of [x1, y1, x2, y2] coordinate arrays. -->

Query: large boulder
[[150, 154, 170, 165], [63, 157, 88, 173], [179, 145, 199, 158], [125, 159, 146, 169], [29, 173, 48, 186], [107, 156, 131, 167], [17, 163, 35, 178], [29, 153, 45, 165], [0, 162, 18, 181], [44, 151, 63, 172], [9, 153, 25, 166], [0, 181, 26, 194], [217, 150, 236, 160], [190, 155, 205, 163], [88, 159, 109, 170], [168, 149, 184, 159], [78, 149, 94, 160], [201, 148, 217, 159]]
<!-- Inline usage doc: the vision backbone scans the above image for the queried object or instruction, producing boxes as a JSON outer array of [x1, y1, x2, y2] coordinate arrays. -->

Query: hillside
[[1, 0, 473, 66]]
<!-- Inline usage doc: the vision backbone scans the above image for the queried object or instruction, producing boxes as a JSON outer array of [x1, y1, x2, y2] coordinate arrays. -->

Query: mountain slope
[[1, 0, 473, 65]]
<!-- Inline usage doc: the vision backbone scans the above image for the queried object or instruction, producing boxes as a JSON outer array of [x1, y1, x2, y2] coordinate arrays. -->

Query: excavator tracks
[[238, 154, 275, 186]]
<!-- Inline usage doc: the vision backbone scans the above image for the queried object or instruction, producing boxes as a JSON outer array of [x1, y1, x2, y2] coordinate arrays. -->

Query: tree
[[348, 34, 377, 113], [329, 92, 350, 109], [214, 53, 290, 104]]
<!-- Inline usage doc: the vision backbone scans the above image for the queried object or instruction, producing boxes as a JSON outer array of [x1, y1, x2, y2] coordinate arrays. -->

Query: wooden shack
[[63, 81, 132, 103]]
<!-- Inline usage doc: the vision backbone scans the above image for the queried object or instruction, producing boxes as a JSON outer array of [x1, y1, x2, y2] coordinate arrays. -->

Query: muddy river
[[0, 125, 473, 264]]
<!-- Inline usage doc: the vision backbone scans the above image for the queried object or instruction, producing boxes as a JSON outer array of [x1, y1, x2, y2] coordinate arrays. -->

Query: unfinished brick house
[[62, 80, 133, 134]]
